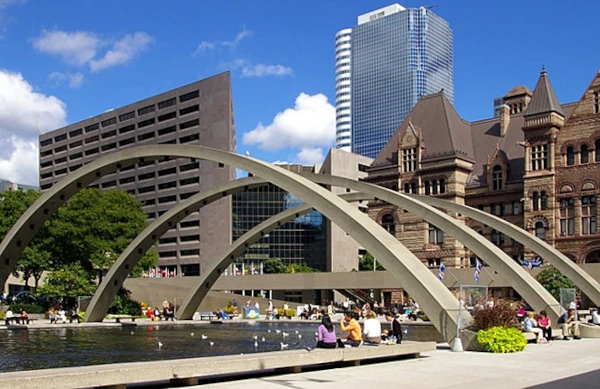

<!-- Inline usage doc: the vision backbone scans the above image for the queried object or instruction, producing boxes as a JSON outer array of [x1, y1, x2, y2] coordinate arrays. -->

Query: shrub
[[223, 305, 236, 315], [109, 294, 141, 316], [0, 311, 5, 320], [9, 303, 46, 314], [471, 298, 518, 331], [477, 326, 527, 353], [277, 308, 296, 317]]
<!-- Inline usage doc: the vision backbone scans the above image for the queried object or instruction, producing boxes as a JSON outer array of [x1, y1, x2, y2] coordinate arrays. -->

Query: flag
[[474, 259, 482, 284], [438, 263, 446, 281]]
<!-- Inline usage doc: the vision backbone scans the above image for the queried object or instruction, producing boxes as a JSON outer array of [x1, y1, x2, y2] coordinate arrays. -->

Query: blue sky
[[1, 0, 599, 186]]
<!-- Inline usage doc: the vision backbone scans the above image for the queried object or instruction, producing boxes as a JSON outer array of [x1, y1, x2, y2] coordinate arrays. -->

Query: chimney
[[500, 104, 510, 137]]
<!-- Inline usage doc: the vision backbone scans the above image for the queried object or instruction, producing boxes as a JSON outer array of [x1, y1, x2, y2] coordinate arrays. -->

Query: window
[[533, 192, 539, 211], [432, 180, 438, 195], [427, 258, 441, 268], [596, 139, 600, 162], [40, 139, 52, 147], [69, 128, 82, 138], [425, 181, 430, 195], [138, 118, 155, 128], [54, 134, 67, 142], [119, 111, 135, 122], [490, 203, 496, 215], [439, 179, 446, 194], [491, 229, 505, 246], [535, 221, 546, 240], [158, 111, 177, 122], [531, 144, 548, 170], [85, 123, 99, 133], [180, 118, 199, 130], [402, 148, 417, 172], [595, 91, 600, 114], [513, 201, 520, 215], [566, 146, 575, 166], [582, 196, 597, 235], [179, 90, 199, 103], [492, 165, 503, 190], [541, 191, 548, 210], [119, 124, 135, 134], [138, 105, 155, 116], [411, 182, 417, 194], [158, 98, 176, 109], [499, 202, 505, 216], [381, 214, 395, 235], [560, 198, 575, 236], [101, 117, 116, 127], [581, 144, 589, 164], [158, 126, 177, 136], [428, 224, 443, 244]]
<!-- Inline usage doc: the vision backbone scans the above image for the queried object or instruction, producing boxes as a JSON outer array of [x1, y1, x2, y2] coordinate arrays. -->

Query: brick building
[[365, 68, 600, 272]]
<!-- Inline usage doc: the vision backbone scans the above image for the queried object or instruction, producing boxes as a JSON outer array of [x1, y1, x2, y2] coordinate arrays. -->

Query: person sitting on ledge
[[216, 308, 230, 320], [589, 307, 600, 325], [524, 312, 544, 344], [537, 310, 553, 341], [338, 311, 362, 347], [558, 308, 581, 340], [385, 312, 403, 343], [316, 315, 337, 348]]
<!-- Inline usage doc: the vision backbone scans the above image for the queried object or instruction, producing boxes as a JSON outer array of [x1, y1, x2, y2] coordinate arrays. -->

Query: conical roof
[[524, 66, 564, 117]]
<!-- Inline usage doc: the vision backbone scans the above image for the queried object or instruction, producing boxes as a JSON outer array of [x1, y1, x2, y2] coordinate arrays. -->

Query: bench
[[199, 311, 218, 321], [0, 341, 435, 388], [4, 316, 36, 325], [115, 316, 136, 323]]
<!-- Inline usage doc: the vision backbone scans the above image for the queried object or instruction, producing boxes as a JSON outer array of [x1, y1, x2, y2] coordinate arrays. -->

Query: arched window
[[533, 191, 539, 211], [439, 179, 446, 194], [581, 144, 589, 164], [566, 146, 575, 166], [596, 139, 600, 162], [492, 165, 503, 191], [424, 181, 431, 195], [432, 180, 438, 195], [541, 191, 548, 210], [411, 182, 417, 194], [535, 221, 545, 240], [381, 214, 395, 235]]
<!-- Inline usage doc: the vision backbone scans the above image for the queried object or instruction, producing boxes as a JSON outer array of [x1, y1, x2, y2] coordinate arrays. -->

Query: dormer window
[[402, 148, 417, 172], [492, 165, 503, 191]]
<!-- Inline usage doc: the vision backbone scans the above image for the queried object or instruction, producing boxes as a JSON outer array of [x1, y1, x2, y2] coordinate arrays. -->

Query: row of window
[[565, 140, 600, 165], [40, 92, 199, 147], [559, 196, 597, 236]]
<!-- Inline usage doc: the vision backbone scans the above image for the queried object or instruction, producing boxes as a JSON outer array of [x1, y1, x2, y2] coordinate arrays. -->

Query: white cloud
[[0, 69, 67, 185], [193, 27, 252, 56], [227, 59, 293, 78], [0, 137, 38, 186], [243, 93, 335, 151], [241, 63, 293, 78], [32, 29, 153, 72], [48, 71, 84, 88], [33, 30, 101, 66], [89, 32, 154, 72], [296, 147, 325, 165]]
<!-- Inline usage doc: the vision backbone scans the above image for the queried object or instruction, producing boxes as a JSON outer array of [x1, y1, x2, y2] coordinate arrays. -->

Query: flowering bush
[[277, 308, 296, 318], [477, 326, 527, 353], [471, 298, 518, 331]]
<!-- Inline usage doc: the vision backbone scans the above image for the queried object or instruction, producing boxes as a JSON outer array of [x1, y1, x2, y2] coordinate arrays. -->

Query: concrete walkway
[[192, 339, 600, 389]]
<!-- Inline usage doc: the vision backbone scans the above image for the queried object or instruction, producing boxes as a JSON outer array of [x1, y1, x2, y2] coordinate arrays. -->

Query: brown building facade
[[365, 68, 600, 270], [38, 72, 236, 277]]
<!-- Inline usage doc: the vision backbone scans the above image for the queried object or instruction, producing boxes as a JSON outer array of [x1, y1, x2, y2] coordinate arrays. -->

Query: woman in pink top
[[317, 315, 337, 348], [537, 310, 552, 341]]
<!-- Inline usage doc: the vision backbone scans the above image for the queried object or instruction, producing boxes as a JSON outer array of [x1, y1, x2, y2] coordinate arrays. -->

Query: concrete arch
[[176, 191, 372, 320], [403, 194, 600, 307], [300, 173, 563, 322], [0, 145, 466, 340], [85, 176, 268, 322]]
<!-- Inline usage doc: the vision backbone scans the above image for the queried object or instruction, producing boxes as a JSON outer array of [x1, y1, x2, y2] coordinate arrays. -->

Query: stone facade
[[365, 69, 600, 271]]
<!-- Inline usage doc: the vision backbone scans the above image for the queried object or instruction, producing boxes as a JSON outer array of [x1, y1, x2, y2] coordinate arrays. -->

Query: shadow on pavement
[[525, 368, 600, 389]]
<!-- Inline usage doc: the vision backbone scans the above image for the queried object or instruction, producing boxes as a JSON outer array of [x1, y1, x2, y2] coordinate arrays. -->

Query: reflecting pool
[[0, 322, 442, 373]]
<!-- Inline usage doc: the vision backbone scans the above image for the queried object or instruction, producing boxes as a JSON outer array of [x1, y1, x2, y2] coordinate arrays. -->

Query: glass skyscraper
[[336, 4, 454, 158]]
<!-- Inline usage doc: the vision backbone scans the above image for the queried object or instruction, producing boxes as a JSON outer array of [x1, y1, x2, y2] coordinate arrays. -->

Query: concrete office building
[[0, 179, 38, 192], [335, 3, 454, 158], [39, 72, 236, 277], [231, 149, 373, 275]]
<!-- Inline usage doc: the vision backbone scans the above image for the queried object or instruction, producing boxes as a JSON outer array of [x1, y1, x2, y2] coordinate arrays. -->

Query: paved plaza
[[193, 339, 600, 389]]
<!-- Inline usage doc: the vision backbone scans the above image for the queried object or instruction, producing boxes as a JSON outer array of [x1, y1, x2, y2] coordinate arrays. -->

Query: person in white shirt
[[363, 310, 382, 344], [591, 307, 600, 325]]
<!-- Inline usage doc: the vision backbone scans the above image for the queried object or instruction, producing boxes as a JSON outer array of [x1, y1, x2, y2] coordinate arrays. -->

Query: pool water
[[0, 322, 441, 373]]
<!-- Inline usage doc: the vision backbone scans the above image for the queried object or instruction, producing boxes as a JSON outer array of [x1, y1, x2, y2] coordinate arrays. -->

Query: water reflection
[[0, 322, 441, 373]]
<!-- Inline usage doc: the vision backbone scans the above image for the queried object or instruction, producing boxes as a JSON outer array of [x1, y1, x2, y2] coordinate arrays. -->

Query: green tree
[[46, 188, 151, 274], [286, 263, 319, 273], [359, 252, 385, 271], [263, 258, 287, 274], [36, 263, 97, 306], [0, 189, 51, 288], [535, 265, 575, 300]]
